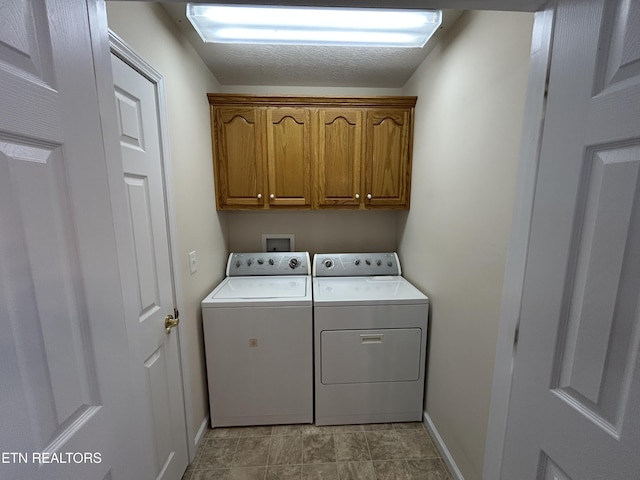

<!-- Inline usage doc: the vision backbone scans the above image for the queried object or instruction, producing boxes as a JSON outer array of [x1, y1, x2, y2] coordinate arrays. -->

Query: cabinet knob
[[355, 193, 360, 199], [257, 193, 262, 199], [367, 193, 372, 200], [270, 193, 275, 199]]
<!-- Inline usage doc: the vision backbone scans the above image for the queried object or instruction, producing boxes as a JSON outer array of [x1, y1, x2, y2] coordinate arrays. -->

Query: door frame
[[92, 17, 195, 463], [482, 3, 556, 479]]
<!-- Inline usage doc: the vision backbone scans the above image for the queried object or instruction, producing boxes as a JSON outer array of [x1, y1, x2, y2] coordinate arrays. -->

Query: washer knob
[[235, 260, 241, 268], [268, 258, 275, 265], [247, 259, 253, 266], [354, 259, 360, 266], [365, 259, 371, 265], [387, 261, 393, 267], [324, 259, 334, 269], [257, 258, 264, 265], [376, 259, 382, 266], [289, 258, 300, 269]]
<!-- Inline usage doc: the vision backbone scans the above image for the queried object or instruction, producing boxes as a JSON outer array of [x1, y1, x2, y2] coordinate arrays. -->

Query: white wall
[[105, 2, 229, 448], [227, 210, 399, 254], [399, 10, 533, 480]]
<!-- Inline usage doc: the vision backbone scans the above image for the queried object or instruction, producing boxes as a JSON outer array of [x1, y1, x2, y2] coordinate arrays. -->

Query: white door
[[0, 1, 140, 479], [110, 50, 188, 480], [501, 0, 640, 478]]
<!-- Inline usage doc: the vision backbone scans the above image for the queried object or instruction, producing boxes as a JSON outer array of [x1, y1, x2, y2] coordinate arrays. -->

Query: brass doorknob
[[165, 314, 180, 334]]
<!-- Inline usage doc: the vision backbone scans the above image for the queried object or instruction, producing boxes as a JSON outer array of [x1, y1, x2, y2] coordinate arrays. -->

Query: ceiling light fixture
[[185, 4, 442, 48]]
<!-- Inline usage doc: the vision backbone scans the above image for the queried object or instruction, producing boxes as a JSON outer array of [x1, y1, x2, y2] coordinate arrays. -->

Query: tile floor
[[182, 422, 452, 480]]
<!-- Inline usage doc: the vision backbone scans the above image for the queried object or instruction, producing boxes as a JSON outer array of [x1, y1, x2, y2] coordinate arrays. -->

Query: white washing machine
[[313, 252, 429, 425], [202, 252, 312, 427]]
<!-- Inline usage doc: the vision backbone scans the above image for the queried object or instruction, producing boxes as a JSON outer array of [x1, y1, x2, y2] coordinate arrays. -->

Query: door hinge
[[174, 307, 179, 320]]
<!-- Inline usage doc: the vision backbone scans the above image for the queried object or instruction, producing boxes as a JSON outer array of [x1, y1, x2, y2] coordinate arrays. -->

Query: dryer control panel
[[313, 253, 401, 277], [227, 252, 311, 276]]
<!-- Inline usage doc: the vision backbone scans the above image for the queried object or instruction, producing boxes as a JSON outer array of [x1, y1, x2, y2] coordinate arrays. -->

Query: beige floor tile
[[406, 459, 452, 479], [238, 426, 273, 437], [372, 460, 412, 480], [302, 463, 339, 480], [334, 433, 371, 462], [228, 466, 266, 480], [273, 424, 307, 436], [207, 427, 243, 439], [303, 434, 336, 464], [269, 435, 303, 465], [396, 431, 440, 459], [362, 423, 394, 432], [184, 424, 454, 480], [364, 432, 404, 461], [196, 438, 239, 469], [266, 464, 303, 480], [336, 461, 376, 480], [393, 422, 425, 431], [301, 425, 335, 435], [233, 437, 270, 466], [333, 425, 365, 433], [189, 469, 230, 480]]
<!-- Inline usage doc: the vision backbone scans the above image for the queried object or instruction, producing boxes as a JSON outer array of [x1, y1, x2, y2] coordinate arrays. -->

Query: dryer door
[[321, 328, 422, 384]]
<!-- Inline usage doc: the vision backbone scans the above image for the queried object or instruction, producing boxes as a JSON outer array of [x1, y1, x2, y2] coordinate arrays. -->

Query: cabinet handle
[[257, 193, 262, 199], [360, 334, 383, 344], [355, 193, 360, 199], [367, 193, 372, 200], [270, 193, 275, 199]]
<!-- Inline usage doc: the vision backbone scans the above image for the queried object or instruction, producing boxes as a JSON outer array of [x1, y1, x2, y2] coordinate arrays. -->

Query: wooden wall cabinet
[[208, 94, 416, 210], [365, 109, 413, 208], [315, 108, 363, 207], [266, 108, 312, 207], [212, 107, 265, 208]]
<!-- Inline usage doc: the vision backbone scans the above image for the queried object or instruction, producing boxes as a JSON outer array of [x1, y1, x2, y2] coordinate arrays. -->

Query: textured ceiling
[[161, 3, 463, 88]]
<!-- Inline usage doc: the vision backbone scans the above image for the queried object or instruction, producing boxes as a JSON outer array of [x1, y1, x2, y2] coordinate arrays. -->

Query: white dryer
[[313, 252, 429, 425], [202, 252, 312, 427]]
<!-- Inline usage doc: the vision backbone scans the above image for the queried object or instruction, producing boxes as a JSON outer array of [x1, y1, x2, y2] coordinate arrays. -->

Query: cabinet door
[[213, 107, 265, 208], [365, 109, 412, 208], [266, 108, 312, 207], [316, 109, 363, 207]]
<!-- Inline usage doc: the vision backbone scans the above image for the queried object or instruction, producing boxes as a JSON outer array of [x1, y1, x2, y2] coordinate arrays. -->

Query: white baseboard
[[423, 411, 465, 480], [192, 415, 210, 462]]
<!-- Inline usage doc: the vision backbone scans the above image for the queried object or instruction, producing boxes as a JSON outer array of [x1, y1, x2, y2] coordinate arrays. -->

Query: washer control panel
[[227, 252, 310, 276], [313, 253, 401, 277]]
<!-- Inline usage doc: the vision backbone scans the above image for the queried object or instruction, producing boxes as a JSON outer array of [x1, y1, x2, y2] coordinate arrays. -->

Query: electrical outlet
[[188, 250, 197, 274]]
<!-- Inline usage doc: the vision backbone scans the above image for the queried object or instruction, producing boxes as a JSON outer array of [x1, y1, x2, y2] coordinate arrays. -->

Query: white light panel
[[186, 4, 442, 48]]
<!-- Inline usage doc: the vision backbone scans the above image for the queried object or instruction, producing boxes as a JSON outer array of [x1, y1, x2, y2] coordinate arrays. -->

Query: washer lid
[[313, 276, 428, 306], [203, 275, 311, 307]]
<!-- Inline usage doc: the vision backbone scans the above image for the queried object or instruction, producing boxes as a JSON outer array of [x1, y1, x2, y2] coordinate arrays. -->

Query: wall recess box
[[262, 234, 295, 252]]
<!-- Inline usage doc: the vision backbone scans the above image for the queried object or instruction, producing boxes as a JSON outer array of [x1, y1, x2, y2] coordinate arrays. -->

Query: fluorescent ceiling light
[[186, 4, 442, 48]]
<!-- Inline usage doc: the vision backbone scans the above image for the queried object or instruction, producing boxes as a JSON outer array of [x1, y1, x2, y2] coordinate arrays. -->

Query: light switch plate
[[188, 250, 197, 274]]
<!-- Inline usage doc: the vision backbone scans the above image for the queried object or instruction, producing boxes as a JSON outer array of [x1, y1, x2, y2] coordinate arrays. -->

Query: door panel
[[316, 109, 362, 207], [365, 110, 411, 206], [266, 108, 311, 207], [0, 1, 138, 479], [214, 107, 265, 207], [554, 146, 640, 420], [501, 1, 640, 478], [111, 52, 188, 480]]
